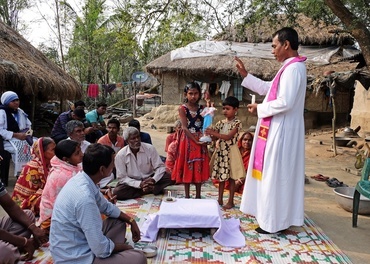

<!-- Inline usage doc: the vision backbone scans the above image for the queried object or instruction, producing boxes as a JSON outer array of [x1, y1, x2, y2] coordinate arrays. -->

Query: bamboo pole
[[108, 84, 161, 108]]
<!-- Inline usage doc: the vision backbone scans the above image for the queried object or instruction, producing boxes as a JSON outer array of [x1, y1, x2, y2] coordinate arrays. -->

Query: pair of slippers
[[311, 174, 329, 182], [325, 177, 348, 188]]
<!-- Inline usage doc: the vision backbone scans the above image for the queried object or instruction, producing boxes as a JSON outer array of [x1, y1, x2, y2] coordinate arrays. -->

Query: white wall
[[351, 81, 370, 136]]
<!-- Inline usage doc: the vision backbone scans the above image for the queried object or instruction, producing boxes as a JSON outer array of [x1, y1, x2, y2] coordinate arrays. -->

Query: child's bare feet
[[223, 202, 234, 209], [218, 199, 223, 206]]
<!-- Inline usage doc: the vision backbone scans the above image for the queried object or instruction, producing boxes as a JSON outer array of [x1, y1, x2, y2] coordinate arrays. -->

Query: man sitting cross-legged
[[113, 127, 174, 200], [50, 144, 146, 264], [0, 175, 48, 262]]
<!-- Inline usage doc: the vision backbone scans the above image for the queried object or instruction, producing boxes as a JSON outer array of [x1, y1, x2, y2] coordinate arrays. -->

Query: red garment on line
[[87, 84, 99, 98]]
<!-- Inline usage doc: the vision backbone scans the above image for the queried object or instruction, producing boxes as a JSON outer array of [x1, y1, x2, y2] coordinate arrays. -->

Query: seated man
[[65, 120, 91, 153], [128, 119, 152, 145], [50, 144, 146, 264], [51, 108, 87, 144], [114, 127, 174, 200], [98, 118, 124, 153], [73, 100, 86, 110], [85, 102, 108, 143], [0, 176, 49, 263]]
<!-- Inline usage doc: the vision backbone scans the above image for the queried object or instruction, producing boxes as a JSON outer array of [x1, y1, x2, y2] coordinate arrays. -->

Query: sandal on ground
[[311, 174, 329, 182], [325, 177, 348, 188]]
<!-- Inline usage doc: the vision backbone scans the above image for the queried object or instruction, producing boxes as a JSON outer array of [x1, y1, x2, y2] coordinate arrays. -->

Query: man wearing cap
[[51, 108, 87, 144], [0, 91, 32, 186]]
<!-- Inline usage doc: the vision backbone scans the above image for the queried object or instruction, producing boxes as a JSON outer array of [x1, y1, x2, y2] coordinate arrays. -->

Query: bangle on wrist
[[104, 189, 110, 195], [128, 217, 135, 224], [23, 237, 28, 247], [27, 223, 35, 229]]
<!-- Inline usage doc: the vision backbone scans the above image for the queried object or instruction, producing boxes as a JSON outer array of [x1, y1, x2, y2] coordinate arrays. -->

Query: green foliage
[[37, 43, 61, 65], [0, 0, 30, 29]]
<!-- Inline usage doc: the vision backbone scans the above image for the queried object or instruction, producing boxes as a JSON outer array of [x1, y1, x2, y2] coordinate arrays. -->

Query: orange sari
[[12, 138, 50, 215]]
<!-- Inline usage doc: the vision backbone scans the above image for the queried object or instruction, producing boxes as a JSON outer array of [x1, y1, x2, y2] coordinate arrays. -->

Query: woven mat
[[21, 182, 352, 264]]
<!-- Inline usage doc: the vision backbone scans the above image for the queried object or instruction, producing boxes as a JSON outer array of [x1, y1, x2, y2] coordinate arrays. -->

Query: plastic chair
[[352, 157, 370, 227]]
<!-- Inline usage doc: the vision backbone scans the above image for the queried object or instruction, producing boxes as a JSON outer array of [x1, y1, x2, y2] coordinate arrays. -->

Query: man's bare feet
[[218, 199, 223, 206], [222, 202, 234, 209]]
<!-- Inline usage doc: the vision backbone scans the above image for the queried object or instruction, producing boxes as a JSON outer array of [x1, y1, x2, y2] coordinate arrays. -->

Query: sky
[[19, 0, 115, 48]]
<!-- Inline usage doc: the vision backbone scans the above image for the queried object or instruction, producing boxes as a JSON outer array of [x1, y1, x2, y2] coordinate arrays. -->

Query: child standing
[[172, 82, 210, 199], [206, 96, 245, 209]]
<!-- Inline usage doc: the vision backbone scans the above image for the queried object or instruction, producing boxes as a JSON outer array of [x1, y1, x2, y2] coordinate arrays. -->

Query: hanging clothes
[[102, 84, 117, 96], [87, 84, 99, 98], [219, 81, 231, 100], [201, 83, 209, 100]]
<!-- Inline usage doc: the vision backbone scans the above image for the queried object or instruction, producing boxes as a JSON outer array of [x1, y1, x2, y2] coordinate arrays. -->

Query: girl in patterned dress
[[171, 82, 210, 199], [206, 96, 245, 209]]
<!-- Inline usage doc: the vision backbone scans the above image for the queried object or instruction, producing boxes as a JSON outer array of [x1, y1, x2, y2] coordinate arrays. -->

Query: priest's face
[[271, 35, 289, 62]]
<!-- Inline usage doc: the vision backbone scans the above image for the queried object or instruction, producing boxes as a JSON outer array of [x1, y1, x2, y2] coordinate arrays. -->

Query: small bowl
[[142, 245, 157, 258], [333, 187, 370, 215], [163, 197, 176, 203]]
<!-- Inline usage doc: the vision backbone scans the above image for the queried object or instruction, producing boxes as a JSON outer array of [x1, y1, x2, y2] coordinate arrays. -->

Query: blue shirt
[[51, 111, 72, 138], [140, 132, 152, 145], [85, 109, 104, 125], [50, 172, 121, 264]]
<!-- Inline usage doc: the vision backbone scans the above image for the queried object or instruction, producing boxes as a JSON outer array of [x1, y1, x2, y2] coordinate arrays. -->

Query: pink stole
[[252, 56, 307, 180]]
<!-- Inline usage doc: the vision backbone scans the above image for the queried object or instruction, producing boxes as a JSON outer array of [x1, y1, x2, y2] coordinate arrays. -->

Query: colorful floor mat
[[21, 182, 352, 264]]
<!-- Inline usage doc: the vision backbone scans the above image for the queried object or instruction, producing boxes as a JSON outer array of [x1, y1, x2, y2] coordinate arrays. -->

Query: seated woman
[[0, 91, 33, 186], [165, 120, 182, 173], [38, 139, 83, 232], [234, 131, 253, 194], [11, 137, 56, 215], [212, 131, 253, 194]]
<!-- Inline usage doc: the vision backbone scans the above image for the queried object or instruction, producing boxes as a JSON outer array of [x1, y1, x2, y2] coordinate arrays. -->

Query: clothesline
[[83, 82, 134, 98]]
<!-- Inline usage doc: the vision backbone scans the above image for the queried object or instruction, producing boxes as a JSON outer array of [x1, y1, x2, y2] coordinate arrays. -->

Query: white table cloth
[[140, 198, 245, 248]]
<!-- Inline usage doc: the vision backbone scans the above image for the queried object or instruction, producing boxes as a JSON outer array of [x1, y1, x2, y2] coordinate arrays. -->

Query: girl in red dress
[[171, 82, 210, 198]]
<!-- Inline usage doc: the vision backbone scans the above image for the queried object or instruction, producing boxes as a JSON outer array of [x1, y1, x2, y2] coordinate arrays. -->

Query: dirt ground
[[146, 125, 370, 264]]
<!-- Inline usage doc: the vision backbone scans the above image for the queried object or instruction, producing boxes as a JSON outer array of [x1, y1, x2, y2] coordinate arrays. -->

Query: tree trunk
[[324, 0, 370, 70]]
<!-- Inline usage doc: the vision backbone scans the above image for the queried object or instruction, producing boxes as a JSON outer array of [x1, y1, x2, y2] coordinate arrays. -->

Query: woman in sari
[[165, 120, 182, 174], [234, 131, 253, 194], [212, 131, 253, 194], [12, 137, 55, 215]]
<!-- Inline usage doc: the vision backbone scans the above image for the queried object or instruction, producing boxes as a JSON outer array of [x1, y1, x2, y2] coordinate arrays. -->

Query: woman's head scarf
[[1, 91, 19, 106]]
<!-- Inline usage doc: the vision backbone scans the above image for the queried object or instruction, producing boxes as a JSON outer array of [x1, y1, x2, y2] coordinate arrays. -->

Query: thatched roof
[[145, 44, 370, 93], [146, 52, 279, 82], [0, 21, 82, 100], [145, 48, 361, 83], [213, 14, 354, 46]]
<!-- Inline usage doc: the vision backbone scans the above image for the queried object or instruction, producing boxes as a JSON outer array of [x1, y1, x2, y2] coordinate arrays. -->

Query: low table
[[157, 198, 220, 230], [140, 198, 246, 248]]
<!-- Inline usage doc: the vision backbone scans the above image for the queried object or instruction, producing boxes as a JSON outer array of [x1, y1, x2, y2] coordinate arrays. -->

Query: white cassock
[[240, 57, 307, 233]]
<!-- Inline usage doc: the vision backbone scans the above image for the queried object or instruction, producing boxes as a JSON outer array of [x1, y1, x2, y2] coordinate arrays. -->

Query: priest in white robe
[[235, 27, 307, 234]]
